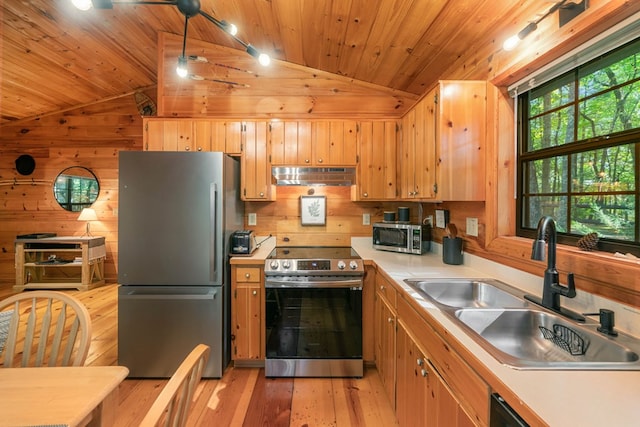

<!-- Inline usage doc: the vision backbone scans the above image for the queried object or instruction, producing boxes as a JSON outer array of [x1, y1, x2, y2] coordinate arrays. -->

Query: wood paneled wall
[[246, 186, 433, 247], [0, 96, 145, 287]]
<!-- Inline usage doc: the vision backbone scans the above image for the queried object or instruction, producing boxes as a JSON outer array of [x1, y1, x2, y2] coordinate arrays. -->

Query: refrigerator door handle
[[211, 182, 218, 283], [119, 290, 218, 301]]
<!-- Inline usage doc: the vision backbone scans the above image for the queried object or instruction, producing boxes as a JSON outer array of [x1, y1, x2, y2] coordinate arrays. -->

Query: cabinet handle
[[197, 147, 202, 151], [305, 159, 310, 163], [387, 317, 394, 324], [259, 192, 265, 197], [421, 369, 428, 377], [416, 358, 423, 366], [363, 192, 368, 198], [318, 158, 323, 163], [245, 273, 251, 279], [252, 290, 258, 296], [379, 285, 385, 291], [185, 146, 191, 151]]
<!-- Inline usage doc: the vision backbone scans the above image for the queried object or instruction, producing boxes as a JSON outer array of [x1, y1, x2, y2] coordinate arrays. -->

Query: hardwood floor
[[0, 284, 398, 426]]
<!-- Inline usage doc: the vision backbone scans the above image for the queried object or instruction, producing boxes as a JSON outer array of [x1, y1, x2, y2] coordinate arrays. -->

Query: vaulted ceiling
[[1, 1, 637, 124]]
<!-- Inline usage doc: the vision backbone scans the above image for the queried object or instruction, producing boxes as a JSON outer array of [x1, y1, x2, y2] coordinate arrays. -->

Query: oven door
[[265, 277, 363, 377]]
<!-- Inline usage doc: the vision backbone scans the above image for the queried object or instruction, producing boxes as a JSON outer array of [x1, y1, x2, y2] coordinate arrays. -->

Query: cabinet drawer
[[375, 274, 397, 308], [236, 267, 261, 283], [398, 295, 489, 426]]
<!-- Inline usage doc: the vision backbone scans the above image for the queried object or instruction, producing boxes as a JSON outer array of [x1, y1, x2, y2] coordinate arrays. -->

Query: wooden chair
[[0, 290, 92, 368], [139, 344, 211, 427]]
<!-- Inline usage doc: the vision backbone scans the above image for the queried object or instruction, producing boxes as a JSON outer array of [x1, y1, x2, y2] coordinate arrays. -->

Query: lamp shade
[[77, 208, 98, 222]]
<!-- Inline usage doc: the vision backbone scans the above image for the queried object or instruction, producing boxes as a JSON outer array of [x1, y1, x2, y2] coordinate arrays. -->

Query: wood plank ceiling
[[0, 0, 573, 124]]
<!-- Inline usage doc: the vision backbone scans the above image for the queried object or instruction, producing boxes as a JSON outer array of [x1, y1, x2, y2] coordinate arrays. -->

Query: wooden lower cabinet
[[374, 273, 397, 406], [377, 273, 488, 427], [231, 265, 264, 361]]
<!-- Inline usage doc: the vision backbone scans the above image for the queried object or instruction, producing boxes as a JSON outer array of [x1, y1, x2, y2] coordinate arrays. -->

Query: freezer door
[[118, 286, 224, 378], [118, 151, 225, 286]]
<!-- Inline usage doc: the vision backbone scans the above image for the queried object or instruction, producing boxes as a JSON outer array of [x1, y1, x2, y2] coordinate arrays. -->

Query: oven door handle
[[265, 278, 363, 289]]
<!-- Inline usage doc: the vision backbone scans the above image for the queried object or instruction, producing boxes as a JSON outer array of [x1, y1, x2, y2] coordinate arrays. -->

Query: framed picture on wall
[[300, 196, 326, 225]]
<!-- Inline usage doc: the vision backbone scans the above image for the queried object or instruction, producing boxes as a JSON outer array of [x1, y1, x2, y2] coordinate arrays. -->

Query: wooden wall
[[0, 96, 145, 287]]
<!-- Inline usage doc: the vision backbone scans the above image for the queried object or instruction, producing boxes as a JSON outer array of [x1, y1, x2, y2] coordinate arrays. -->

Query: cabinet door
[[312, 121, 357, 166], [143, 120, 194, 151], [399, 109, 417, 198], [210, 121, 226, 152], [193, 120, 212, 152], [225, 121, 244, 154], [375, 291, 396, 407], [357, 121, 397, 200], [414, 95, 437, 199], [270, 121, 310, 165], [242, 121, 273, 200], [231, 267, 263, 360], [396, 323, 429, 427], [427, 358, 476, 427], [436, 81, 487, 201]]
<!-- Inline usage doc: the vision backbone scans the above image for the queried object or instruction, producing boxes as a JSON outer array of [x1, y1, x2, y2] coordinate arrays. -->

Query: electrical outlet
[[426, 215, 433, 227], [248, 213, 257, 226], [363, 213, 371, 225], [466, 217, 478, 237]]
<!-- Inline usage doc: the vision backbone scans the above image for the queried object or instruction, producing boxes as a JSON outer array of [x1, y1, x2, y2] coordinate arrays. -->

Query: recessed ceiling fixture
[[503, 0, 589, 51], [72, 0, 271, 78]]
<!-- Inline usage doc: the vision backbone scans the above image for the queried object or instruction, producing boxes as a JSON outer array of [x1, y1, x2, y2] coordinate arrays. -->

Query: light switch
[[435, 209, 448, 228], [248, 213, 257, 226], [363, 213, 370, 225], [466, 217, 478, 237]]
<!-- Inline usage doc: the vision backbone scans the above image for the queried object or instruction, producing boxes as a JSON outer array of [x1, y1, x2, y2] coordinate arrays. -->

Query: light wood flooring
[[0, 284, 398, 427]]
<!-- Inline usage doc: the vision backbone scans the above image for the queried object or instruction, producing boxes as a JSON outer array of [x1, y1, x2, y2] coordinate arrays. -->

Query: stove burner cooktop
[[264, 246, 363, 275]]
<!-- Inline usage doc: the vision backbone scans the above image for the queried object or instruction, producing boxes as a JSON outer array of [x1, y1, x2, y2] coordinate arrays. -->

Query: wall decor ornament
[[300, 195, 326, 226]]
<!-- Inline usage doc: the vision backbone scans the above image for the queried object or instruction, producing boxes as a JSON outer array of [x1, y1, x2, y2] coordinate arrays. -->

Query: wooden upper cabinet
[[355, 121, 398, 200], [399, 97, 436, 200], [143, 119, 243, 154], [270, 121, 311, 165], [312, 121, 358, 166], [242, 121, 274, 201], [271, 121, 357, 167], [435, 80, 491, 201], [144, 119, 194, 152]]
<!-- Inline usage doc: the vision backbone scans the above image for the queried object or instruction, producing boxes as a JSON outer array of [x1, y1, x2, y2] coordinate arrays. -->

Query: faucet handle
[[552, 272, 576, 298]]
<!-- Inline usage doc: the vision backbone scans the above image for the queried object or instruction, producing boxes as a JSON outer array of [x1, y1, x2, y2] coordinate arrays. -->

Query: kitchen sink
[[404, 278, 529, 309], [404, 277, 640, 370], [454, 308, 640, 369]]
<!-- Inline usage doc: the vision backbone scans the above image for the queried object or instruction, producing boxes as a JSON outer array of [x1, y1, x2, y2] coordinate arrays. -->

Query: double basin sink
[[404, 278, 640, 370]]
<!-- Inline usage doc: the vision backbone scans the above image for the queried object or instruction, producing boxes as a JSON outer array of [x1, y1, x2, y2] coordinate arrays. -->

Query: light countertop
[[351, 237, 640, 427]]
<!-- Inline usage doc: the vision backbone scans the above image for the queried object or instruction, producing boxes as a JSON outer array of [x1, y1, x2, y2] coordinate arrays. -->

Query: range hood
[[272, 166, 356, 186]]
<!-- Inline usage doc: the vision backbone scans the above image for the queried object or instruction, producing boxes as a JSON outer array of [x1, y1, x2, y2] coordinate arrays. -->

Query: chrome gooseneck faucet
[[524, 216, 585, 322]]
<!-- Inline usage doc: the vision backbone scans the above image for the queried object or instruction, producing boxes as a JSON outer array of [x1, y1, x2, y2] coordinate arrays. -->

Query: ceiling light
[[176, 56, 188, 78], [73, 0, 271, 76], [502, 0, 586, 52], [71, 0, 93, 11]]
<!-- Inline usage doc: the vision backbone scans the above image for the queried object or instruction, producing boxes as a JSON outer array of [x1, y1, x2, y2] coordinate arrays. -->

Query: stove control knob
[[349, 260, 359, 270], [282, 260, 291, 269], [269, 260, 279, 270], [337, 260, 346, 270]]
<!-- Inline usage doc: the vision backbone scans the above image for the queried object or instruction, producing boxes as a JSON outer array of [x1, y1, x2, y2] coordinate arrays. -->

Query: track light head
[[176, 56, 188, 78]]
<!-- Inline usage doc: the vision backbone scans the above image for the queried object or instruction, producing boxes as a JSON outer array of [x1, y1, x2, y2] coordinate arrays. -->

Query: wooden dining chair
[[0, 290, 92, 368], [139, 344, 211, 427]]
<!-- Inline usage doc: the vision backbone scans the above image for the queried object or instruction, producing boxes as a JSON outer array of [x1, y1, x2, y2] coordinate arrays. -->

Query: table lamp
[[77, 208, 98, 236]]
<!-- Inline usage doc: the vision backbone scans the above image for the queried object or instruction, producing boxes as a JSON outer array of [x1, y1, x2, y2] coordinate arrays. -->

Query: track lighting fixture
[[503, 0, 588, 51], [72, 0, 271, 77]]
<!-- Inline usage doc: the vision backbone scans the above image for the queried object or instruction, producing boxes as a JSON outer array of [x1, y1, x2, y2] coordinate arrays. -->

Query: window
[[517, 38, 640, 255]]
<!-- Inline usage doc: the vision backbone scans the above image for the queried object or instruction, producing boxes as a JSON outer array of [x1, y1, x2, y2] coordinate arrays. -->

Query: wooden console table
[[14, 236, 106, 291]]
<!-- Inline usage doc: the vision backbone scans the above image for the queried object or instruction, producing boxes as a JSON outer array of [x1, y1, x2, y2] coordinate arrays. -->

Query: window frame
[[516, 37, 640, 256]]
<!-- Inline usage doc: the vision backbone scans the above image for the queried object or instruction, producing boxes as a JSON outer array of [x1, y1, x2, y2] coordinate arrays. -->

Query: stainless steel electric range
[[264, 246, 364, 378]]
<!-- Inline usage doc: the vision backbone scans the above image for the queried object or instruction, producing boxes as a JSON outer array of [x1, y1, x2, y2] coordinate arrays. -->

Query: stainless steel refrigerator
[[117, 151, 243, 378]]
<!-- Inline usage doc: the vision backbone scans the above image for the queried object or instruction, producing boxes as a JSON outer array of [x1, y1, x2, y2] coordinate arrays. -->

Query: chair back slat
[[139, 344, 210, 427], [0, 291, 92, 368]]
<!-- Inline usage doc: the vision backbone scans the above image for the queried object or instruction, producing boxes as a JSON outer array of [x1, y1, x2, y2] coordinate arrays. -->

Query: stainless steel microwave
[[372, 222, 430, 254]]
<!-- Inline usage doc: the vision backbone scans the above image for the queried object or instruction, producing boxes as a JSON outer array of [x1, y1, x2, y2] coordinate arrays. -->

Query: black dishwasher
[[490, 394, 529, 427]]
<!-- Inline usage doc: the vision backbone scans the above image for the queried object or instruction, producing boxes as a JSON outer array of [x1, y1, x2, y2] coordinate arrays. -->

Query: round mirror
[[53, 166, 100, 212]]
